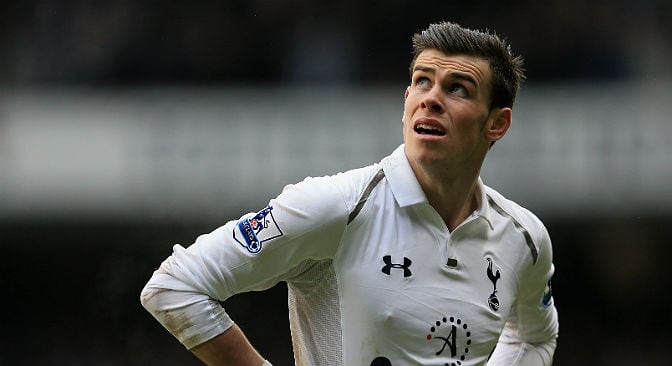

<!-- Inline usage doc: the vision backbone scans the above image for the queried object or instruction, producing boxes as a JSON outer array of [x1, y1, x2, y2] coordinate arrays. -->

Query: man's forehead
[[413, 49, 491, 81]]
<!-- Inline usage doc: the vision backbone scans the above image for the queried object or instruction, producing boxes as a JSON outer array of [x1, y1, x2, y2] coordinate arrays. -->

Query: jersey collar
[[381, 144, 494, 230], [381, 145, 428, 207], [475, 177, 495, 230]]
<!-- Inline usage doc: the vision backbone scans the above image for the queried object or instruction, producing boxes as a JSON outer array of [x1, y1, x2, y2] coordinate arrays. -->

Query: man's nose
[[420, 88, 444, 113]]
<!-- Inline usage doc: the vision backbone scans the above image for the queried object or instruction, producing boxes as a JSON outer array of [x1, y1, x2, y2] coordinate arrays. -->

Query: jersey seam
[[487, 194, 539, 265], [347, 168, 385, 224]]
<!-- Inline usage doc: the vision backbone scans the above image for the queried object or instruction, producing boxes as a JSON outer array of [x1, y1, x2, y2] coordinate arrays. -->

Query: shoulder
[[285, 163, 384, 213], [255, 163, 384, 258], [484, 185, 551, 265], [485, 185, 548, 236]]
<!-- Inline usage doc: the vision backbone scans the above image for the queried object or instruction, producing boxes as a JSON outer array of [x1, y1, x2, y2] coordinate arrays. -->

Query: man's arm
[[488, 219, 559, 365], [190, 324, 267, 366], [141, 263, 275, 366], [487, 307, 558, 365], [140, 175, 351, 364]]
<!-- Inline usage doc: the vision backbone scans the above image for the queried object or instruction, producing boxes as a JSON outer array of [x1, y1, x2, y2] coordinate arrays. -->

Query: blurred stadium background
[[1, 1, 671, 365]]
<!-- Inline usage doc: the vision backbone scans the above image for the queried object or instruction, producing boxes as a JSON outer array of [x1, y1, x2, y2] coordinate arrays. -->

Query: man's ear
[[486, 107, 512, 143], [402, 87, 410, 126]]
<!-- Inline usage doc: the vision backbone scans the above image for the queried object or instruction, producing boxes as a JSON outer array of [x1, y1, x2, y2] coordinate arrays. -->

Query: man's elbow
[[140, 283, 158, 313]]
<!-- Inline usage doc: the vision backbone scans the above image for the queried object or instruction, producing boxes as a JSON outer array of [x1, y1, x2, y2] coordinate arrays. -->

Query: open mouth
[[414, 123, 446, 136]]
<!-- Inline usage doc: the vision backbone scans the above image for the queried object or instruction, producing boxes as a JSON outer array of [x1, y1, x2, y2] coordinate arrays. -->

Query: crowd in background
[[1, 0, 671, 86]]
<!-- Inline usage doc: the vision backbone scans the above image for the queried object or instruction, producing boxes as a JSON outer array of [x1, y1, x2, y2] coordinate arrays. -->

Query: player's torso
[[334, 183, 523, 366]]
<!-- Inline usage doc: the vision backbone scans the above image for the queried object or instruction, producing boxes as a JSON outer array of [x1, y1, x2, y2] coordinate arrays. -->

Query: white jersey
[[141, 145, 558, 366]]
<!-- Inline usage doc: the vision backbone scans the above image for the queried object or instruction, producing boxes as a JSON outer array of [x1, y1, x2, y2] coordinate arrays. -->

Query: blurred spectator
[[1, 0, 670, 85]]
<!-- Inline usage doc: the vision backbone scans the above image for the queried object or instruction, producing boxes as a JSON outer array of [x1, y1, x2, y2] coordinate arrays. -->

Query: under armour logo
[[486, 257, 501, 311], [370, 357, 391, 366], [382, 255, 412, 277]]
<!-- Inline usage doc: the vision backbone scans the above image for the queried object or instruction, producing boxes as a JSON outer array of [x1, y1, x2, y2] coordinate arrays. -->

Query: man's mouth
[[414, 123, 446, 136]]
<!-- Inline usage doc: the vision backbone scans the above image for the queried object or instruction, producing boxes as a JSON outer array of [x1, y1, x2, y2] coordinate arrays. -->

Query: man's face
[[402, 49, 508, 172]]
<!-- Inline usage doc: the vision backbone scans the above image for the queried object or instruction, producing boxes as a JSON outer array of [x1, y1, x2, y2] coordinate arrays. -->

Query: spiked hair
[[410, 21, 525, 109]]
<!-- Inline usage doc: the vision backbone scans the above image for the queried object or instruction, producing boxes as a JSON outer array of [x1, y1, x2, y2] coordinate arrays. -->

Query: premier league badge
[[233, 206, 283, 253]]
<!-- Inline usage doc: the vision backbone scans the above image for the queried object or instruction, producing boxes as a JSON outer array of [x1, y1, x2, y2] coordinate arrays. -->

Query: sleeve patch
[[541, 279, 554, 309], [233, 206, 283, 253]]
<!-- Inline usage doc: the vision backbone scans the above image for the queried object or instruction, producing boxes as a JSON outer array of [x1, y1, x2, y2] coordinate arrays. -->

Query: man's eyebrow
[[448, 72, 477, 86], [412, 66, 478, 86], [412, 65, 435, 74]]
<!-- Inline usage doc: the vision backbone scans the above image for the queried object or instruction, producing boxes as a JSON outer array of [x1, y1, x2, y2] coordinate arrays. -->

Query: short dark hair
[[409, 21, 525, 109]]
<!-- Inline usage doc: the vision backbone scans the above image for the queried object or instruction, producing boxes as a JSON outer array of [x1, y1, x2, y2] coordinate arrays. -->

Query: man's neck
[[411, 161, 481, 232]]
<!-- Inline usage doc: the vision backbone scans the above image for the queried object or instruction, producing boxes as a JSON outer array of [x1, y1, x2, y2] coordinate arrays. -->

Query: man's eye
[[416, 77, 430, 87], [449, 84, 468, 95]]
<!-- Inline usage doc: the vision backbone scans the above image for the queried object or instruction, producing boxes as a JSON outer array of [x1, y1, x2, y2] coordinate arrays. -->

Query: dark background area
[[2, 217, 670, 365], [2, 0, 670, 87], [1, 1, 671, 365]]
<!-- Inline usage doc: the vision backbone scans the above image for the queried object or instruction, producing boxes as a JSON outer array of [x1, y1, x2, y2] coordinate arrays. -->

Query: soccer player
[[141, 21, 559, 366]]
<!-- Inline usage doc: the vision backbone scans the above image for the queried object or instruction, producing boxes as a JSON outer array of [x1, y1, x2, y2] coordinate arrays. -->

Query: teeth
[[415, 123, 444, 134], [417, 123, 440, 131]]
